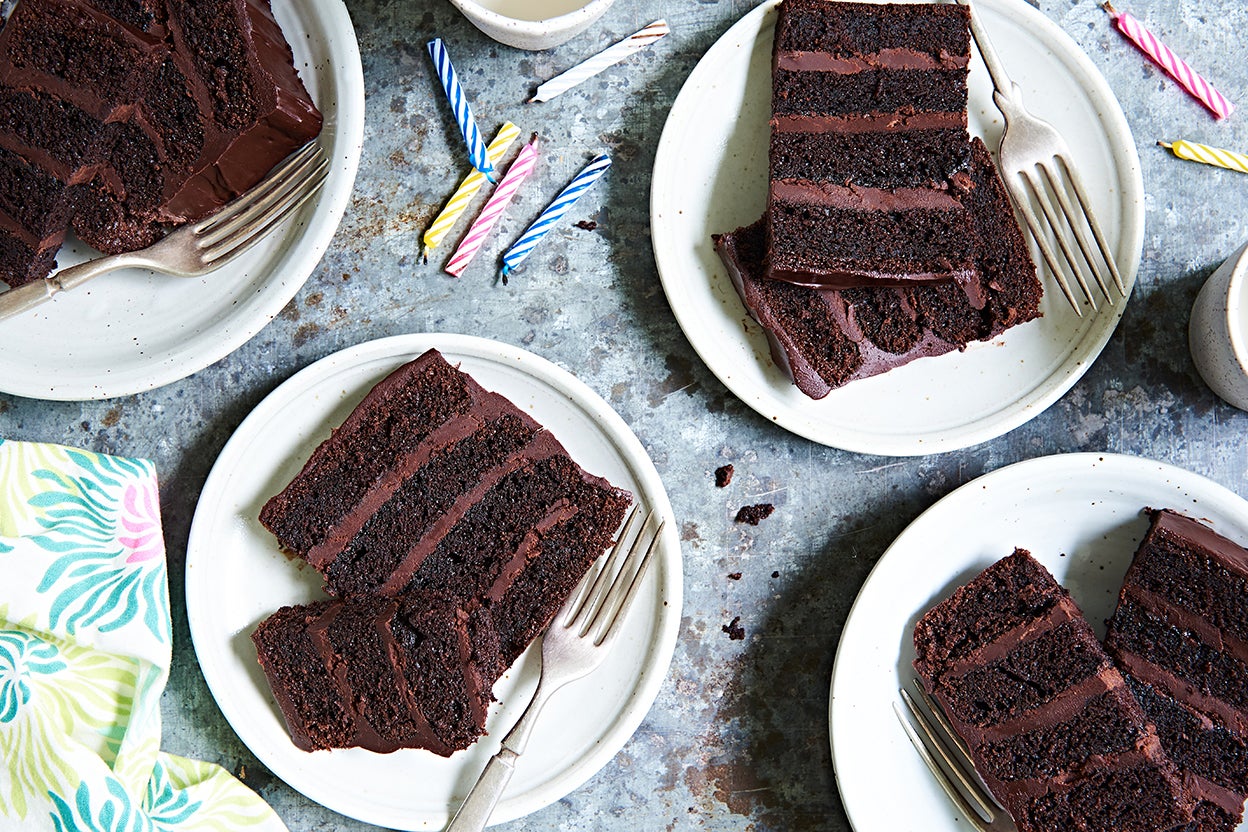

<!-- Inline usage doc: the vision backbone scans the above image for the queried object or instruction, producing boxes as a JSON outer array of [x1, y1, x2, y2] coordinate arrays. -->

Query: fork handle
[[443, 748, 520, 832], [0, 252, 155, 321], [444, 678, 557, 832], [957, 0, 1021, 107]]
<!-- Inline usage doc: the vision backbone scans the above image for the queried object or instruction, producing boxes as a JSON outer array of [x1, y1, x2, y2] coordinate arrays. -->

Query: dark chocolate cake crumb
[[714, 464, 734, 488], [771, 571, 780, 579], [573, 220, 597, 231], [723, 616, 745, 641], [735, 504, 775, 525], [728, 572, 742, 581]]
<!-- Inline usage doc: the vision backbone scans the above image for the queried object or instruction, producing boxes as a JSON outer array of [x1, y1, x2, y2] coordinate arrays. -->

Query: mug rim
[[449, 0, 613, 33], [1228, 244, 1248, 374]]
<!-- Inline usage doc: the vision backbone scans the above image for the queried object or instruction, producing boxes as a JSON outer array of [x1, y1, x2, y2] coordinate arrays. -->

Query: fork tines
[[562, 506, 664, 646], [894, 680, 1013, 831], [195, 141, 329, 264], [1008, 154, 1126, 316]]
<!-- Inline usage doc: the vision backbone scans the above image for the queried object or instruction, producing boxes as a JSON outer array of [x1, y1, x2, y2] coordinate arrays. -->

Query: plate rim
[[826, 451, 1248, 832], [0, 0, 366, 402], [650, 0, 1145, 456], [184, 332, 684, 829]]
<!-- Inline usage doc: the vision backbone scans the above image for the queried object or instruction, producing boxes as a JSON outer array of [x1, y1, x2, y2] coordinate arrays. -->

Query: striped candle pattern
[[501, 153, 612, 280], [423, 122, 522, 260], [529, 20, 670, 103], [445, 137, 540, 278], [1160, 140, 1248, 175], [1103, 3, 1233, 120], [428, 37, 497, 180]]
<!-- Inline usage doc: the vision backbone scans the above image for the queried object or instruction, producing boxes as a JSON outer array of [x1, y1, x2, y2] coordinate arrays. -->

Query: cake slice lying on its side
[[1105, 509, 1248, 832], [716, 138, 1041, 399], [766, 0, 974, 288], [913, 549, 1194, 832], [251, 594, 503, 755], [255, 349, 633, 753], [0, 0, 321, 288]]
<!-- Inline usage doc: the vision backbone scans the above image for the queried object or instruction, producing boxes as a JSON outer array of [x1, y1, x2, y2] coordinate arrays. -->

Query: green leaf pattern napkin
[[0, 439, 287, 832]]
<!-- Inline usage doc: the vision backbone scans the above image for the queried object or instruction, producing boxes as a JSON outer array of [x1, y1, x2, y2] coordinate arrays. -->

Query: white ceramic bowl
[[1189, 241, 1248, 410], [448, 0, 615, 51]]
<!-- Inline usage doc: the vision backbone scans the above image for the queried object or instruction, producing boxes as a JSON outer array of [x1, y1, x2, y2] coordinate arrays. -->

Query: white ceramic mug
[[448, 0, 615, 51], [1189, 241, 1248, 410]]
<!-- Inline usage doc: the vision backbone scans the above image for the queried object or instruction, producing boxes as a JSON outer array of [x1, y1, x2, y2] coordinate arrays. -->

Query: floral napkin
[[0, 439, 286, 832]]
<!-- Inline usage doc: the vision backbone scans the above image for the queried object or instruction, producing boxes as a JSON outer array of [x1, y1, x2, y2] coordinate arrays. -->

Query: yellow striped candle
[[1159, 140, 1248, 174], [422, 122, 522, 260]]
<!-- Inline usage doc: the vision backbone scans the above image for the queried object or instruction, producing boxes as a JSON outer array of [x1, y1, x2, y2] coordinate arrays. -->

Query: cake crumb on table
[[714, 464, 734, 487], [723, 616, 745, 640], [734, 503, 774, 525]]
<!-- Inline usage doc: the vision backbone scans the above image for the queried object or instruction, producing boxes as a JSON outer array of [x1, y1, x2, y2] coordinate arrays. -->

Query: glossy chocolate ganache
[[0, 0, 322, 289]]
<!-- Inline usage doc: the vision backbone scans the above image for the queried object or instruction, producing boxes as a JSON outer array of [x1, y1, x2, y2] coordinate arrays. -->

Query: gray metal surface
[[2, 0, 1246, 829]]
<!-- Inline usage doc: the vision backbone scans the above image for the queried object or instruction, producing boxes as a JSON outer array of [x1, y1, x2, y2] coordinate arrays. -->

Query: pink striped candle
[[445, 136, 540, 278], [1103, 3, 1233, 120]]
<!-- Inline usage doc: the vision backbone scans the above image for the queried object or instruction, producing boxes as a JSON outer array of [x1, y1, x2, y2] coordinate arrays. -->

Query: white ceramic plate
[[651, 0, 1144, 456], [828, 453, 1248, 832], [0, 0, 365, 401], [185, 334, 682, 830]]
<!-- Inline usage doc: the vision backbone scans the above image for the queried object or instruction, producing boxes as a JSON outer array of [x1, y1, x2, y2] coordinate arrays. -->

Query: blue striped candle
[[501, 153, 611, 280], [428, 38, 496, 182]]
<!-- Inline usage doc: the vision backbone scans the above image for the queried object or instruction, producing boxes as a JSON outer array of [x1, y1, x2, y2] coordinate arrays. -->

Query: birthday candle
[[1102, 3, 1233, 120], [500, 153, 611, 281], [445, 137, 540, 278], [529, 20, 669, 104], [1160, 140, 1248, 175], [422, 122, 521, 261], [428, 37, 497, 180]]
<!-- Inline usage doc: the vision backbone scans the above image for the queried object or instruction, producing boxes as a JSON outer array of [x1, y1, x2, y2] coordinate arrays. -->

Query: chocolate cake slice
[[766, 0, 974, 288], [256, 348, 633, 752], [252, 593, 502, 755], [1106, 510, 1248, 832], [914, 550, 1194, 832], [716, 137, 1041, 398], [0, 0, 321, 288]]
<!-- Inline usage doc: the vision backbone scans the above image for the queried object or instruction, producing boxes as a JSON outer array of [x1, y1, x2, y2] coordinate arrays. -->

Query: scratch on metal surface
[[855, 462, 905, 474]]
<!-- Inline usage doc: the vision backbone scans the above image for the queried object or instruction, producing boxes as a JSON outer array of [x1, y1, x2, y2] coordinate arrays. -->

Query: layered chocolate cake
[[913, 550, 1194, 832], [767, 0, 974, 287], [0, 0, 321, 288], [256, 349, 633, 752], [716, 138, 1041, 398], [251, 594, 503, 755], [1106, 510, 1248, 832]]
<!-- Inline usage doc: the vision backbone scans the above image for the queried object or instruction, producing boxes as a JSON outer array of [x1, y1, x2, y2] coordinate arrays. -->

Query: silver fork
[[0, 141, 329, 321], [894, 680, 1015, 832], [958, 0, 1126, 317], [444, 506, 665, 832]]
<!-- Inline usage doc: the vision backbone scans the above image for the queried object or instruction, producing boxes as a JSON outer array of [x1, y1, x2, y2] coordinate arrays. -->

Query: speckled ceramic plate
[[185, 334, 682, 830], [829, 453, 1248, 832], [0, 0, 364, 401], [651, 0, 1143, 456]]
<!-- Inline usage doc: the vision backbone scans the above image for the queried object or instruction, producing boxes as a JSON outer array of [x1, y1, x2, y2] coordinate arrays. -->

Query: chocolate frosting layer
[[377, 430, 569, 597], [0, 0, 321, 285], [1149, 508, 1248, 578], [770, 178, 964, 211], [160, 0, 321, 221], [772, 110, 966, 135], [775, 47, 969, 74]]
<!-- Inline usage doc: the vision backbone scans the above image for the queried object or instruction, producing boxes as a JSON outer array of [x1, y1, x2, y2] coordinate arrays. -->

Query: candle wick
[[1157, 141, 1174, 149], [1101, 1, 1118, 16]]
